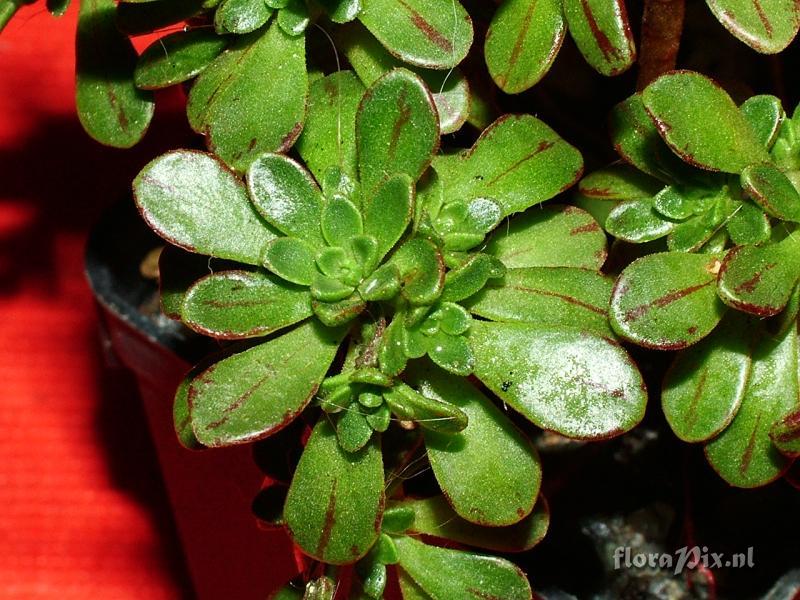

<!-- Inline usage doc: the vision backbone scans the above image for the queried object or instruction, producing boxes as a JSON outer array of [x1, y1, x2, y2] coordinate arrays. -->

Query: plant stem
[[637, 0, 685, 90], [0, 0, 22, 33]]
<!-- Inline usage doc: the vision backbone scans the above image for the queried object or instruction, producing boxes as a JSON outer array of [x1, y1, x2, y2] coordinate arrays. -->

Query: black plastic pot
[[85, 201, 297, 600]]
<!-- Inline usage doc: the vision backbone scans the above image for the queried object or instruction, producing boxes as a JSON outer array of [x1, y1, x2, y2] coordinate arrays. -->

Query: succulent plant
[[578, 69, 800, 488], [131, 67, 651, 595]]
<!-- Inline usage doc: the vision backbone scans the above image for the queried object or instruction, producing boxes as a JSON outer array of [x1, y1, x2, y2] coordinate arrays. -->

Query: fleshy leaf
[[705, 0, 800, 53], [187, 22, 307, 171], [466, 267, 613, 336], [76, 0, 154, 148], [356, 69, 439, 197], [484, 204, 607, 270], [470, 321, 647, 439], [135, 30, 228, 90], [188, 321, 344, 446], [390, 238, 445, 305], [182, 270, 312, 339], [717, 238, 800, 316], [284, 419, 384, 563], [610, 252, 726, 350], [322, 197, 364, 247], [383, 383, 467, 433], [408, 363, 541, 526], [318, 0, 361, 23], [740, 95, 784, 148], [174, 366, 204, 450], [247, 153, 326, 246], [441, 253, 506, 303], [363, 174, 414, 261], [427, 333, 474, 376], [358, 264, 401, 301], [662, 312, 756, 442], [432, 115, 583, 216], [484, 0, 565, 93], [133, 151, 275, 264], [158, 246, 216, 319], [641, 71, 770, 173], [396, 495, 549, 552], [336, 404, 374, 452], [741, 163, 800, 222], [214, 0, 272, 34], [357, 0, 473, 69], [313, 294, 367, 326], [726, 200, 771, 245], [705, 325, 799, 487], [578, 164, 662, 201], [562, 0, 636, 76], [394, 536, 532, 600], [296, 71, 365, 183], [770, 408, 800, 457], [262, 237, 318, 285], [277, 0, 309, 35], [605, 198, 675, 243]]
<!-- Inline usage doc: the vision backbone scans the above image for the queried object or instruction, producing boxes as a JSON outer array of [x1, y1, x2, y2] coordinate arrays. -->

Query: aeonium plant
[[133, 67, 648, 597], [577, 69, 800, 488]]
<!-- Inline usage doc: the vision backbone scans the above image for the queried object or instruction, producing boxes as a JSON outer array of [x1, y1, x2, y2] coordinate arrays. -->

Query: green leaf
[[338, 22, 470, 134], [470, 321, 646, 439], [390, 238, 445, 305], [641, 71, 770, 173], [484, 204, 607, 270], [394, 536, 532, 600], [705, 0, 800, 53], [383, 383, 467, 433], [284, 418, 384, 563], [466, 267, 613, 336], [336, 404, 374, 452], [378, 317, 407, 376], [187, 22, 307, 171], [133, 151, 275, 264], [407, 363, 541, 526], [313, 294, 367, 326], [740, 95, 784, 148], [182, 269, 312, 338], [318, 0, 361, 23], [484, 0, 565, 93], [432, 115, 584, 216], [158, 246, 216, 319], [263, 237, 318, 286], [610, 252, 726, 350], [296, 71, 365, 183], [705, 325, 799, 487], [652, 186, 694, 220], [395, 495, 549, 552], [174, 366, 204, 450], [662, 313, 756, 442], [135, 30, 227, 90], [609, 94, 694, 183], [358, 264, 401, 301], [578, 164, 663, 201], [322, 198, 363, 248], [363, 174, 414, 261], [214, 0, 272, 33], [358, 0, 473, 69], [605, 198, 675, 243], [427, 333, 474, 375], [666, 208, 725, 252], [441, 253, 506, 303], [276, 0, 310, 35], [717, 238, 800, 316], [727, 201, 771, 245], [770, 408, 800, 457], [356, 69, 439, 197], [247, 153, 326, 246], [562, 0, 636, 76], [312, 274, 356, 302], [76, 0, 154, 148], [741, 163, 800, 222], [188, 321, 344, 446]]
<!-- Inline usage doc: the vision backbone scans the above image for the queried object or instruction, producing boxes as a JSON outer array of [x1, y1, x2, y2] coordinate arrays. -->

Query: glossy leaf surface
[[562, 0, 636, 76], [471, 321, 646, 439], [484, 205, 606, 270], [705, 326, 798, 487], [741, 163, 800, 222], [706, 0, 800, 53], [133, 151, 275, 265], [433, 116, 583, 216], [135, 29, 227, 90], [284, 419, 384, 563], [610, 252, 726, 350], [182, 270, 312, 339], [187, 23, 307, 171], [740, 95, 784, 148], [358, 0, 473, 69], [770, 408, 800, 457], [484, 0, 565, 93], [408, 363, 541, 525], [642, 71, 770, 173], [76, 0, 154, 148], [394, 536, 532, 600], [188, 321, 343, 446], [363, 174, 414, 261]]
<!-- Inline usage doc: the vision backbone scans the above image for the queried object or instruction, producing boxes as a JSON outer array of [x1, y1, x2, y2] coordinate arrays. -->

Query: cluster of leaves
[[134, 67, 654, 597], [578, 70, 800, 488]]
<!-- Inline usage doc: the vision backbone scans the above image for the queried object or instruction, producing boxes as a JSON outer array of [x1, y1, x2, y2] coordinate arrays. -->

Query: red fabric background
[[0, 4, 193, 597]]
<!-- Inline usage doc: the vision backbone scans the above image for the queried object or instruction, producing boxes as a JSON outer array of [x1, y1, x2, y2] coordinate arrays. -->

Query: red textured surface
[[0, 4, 193, 598]]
